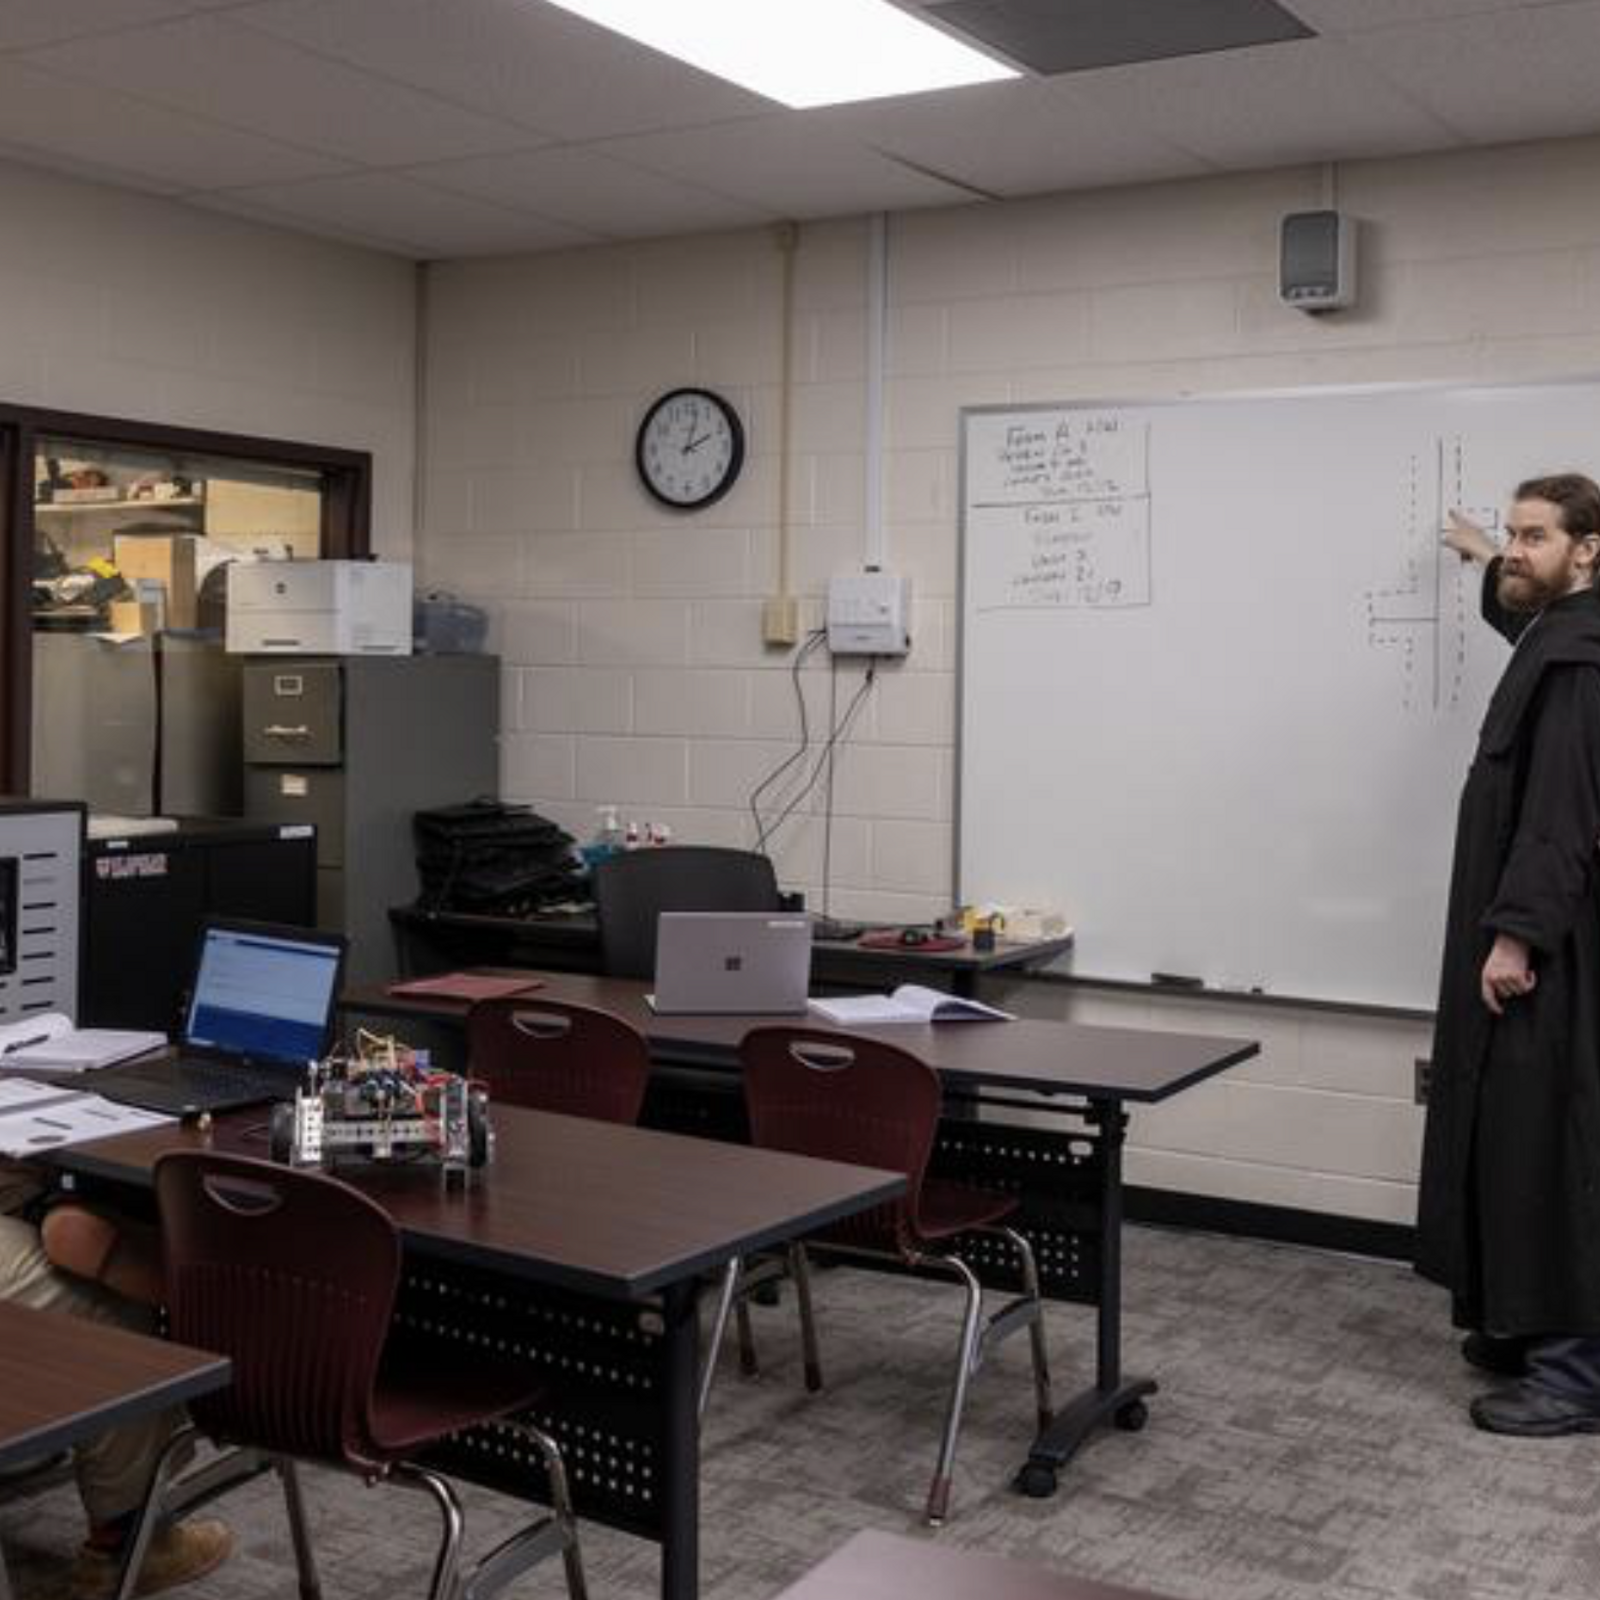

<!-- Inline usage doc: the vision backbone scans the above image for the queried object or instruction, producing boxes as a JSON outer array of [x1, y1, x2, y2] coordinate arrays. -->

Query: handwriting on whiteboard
[[1365, 436, 1490, 713], [969, 413, 1152, 611]]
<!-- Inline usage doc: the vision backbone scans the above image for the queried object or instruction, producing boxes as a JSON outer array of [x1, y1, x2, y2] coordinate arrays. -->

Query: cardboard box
[[107, 597, 161, 636], [113, 534, 198, 629]]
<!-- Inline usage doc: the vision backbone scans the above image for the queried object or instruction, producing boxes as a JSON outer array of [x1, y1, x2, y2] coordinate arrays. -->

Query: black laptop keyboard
[[166, 1060, 292, 1098], [94, 1055, 294, 1110]]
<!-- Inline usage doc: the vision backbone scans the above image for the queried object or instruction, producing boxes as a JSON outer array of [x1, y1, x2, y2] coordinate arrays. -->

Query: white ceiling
[[0, 0, 1594, 259]]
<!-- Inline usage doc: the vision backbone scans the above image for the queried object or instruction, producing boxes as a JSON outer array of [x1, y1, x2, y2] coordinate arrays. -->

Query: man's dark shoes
[[1470, 1381, 1600, 1437], [1461, 1331, 1530, 1377]]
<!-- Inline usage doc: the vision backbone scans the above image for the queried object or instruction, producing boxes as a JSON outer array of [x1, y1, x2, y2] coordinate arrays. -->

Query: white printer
[[226, 560, 413, 656]]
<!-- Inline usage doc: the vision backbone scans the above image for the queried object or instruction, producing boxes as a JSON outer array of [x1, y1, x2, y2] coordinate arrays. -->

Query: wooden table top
[[50, 1104, 905, 1302], [774, 1530, 1180, 1600], [0, 1301, 229, 1470], [350, 970, 1257, 1103]]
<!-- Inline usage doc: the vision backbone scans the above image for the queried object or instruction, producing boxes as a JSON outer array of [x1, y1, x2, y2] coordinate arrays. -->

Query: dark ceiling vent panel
[[924, 0, 1314, 75]]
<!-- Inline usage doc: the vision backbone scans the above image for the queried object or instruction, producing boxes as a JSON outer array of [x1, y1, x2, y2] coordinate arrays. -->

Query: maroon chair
[[704, 1027, 1053, 1527], [467, 997, 652, 1124], [116, 1151, 585, 1600]]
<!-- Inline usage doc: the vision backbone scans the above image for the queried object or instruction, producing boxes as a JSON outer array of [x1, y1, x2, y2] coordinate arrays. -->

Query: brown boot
[[68, 1519, 232, 1599]]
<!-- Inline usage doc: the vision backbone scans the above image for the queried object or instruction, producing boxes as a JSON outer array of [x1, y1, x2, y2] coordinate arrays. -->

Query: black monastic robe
[[1416, 564, 1600, 1334]]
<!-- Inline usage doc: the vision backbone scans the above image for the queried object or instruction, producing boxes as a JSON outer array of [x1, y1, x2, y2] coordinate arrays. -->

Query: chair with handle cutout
[[702, 1026, 1053, 1526], [118, 1150, 586, 1600]]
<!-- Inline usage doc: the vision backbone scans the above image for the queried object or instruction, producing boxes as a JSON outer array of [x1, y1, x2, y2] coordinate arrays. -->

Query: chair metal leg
[[527, 1422, 588, 1600], [1001, 1226, 1054, 1431], [276, 1458, 322, 1600], [113, 1424, 198, 1600], [698, 1257, 742, 1423], [921, 1253, 984, 1528], [391, 1464, 464, 1600], [459, 1422, 587, 1600], [734, 1295, 759, 1377], [788, 1242, 823, 1392]]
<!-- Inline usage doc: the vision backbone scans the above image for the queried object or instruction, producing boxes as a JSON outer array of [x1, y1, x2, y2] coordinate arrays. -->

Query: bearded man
[[1420, 474, 1600, 1433]]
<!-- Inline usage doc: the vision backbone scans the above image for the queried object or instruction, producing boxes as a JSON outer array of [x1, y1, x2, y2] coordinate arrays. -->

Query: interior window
[[29, 436, 329, 817]]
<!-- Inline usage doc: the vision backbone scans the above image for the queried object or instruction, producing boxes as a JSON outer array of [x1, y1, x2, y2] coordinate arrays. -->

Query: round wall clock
[[635, 387, 745, 510]]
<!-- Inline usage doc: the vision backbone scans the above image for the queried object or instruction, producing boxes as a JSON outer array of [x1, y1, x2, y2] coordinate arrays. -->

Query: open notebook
[[0, 1013, 166, 1074], [808, 985, 1014, 1026]]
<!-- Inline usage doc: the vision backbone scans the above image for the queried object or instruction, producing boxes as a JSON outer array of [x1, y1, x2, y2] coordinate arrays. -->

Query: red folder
[[386, 972, 545, 1002]]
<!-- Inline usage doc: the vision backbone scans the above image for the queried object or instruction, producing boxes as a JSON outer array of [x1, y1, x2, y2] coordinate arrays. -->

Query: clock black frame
[[634, 386, 746, 511]]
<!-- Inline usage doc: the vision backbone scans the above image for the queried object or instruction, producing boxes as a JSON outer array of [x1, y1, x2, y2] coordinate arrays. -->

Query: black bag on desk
[[413, 800, 585, 916]]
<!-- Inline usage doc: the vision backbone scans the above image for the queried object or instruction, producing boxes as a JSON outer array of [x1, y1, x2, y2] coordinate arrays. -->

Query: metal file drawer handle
[[262, 724, 312, 739]]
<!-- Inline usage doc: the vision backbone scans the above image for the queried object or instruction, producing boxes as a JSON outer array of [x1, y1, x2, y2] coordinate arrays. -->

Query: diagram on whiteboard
[[969, 414, 1152, 611], [1365, 435, 1497, 713]]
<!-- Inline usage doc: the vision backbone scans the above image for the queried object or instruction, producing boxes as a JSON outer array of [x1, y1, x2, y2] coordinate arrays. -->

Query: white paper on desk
[[0, 1094, 173, 1156], [0, 1078, 77, 1113]]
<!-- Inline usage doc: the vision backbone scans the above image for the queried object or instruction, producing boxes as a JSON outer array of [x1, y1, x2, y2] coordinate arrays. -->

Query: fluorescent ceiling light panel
[[540, 0, 1019, 108]]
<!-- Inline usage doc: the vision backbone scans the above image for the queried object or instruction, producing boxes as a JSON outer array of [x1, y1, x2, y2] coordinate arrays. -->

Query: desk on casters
[[346, 968, 1258, 1500]]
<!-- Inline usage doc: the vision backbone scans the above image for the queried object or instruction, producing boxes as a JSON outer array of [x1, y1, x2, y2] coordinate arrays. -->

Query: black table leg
[[659, 1279, 701, 1600], [1015, 1098, 1157, 1498]]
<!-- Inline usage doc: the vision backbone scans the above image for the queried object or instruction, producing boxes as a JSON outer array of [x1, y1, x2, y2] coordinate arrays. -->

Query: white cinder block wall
[[0, 158, 416, 553], [419, 133, 1600, 1229]]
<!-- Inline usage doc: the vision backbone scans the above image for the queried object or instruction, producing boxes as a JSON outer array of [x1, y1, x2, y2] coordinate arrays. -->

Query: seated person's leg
[[41, 1205, 163, 1308], [0, 1216, 230, 1597]]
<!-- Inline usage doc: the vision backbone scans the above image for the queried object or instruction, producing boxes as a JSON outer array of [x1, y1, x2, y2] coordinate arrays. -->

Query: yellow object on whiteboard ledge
[[953, 905, 1071, 943]]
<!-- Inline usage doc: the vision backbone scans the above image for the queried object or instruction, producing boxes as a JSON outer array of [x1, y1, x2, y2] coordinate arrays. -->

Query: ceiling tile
[[195, 171, 600, 258], [1288, 0, 1547, 30], [1068, 35, 1457, 167], [1338, 2, 1600, 144], [0, 57, 349, 193], [23, 11, 539, 169], [596, 118, 975, 219], [0, 1, 238, 52], [232, 0, 772, 141], [410, 146, 772, 238], [821, 76, 1209, 197]]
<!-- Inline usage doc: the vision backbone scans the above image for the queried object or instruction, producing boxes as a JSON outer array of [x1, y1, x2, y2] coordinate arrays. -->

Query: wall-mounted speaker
[[1280, 210, 1357, 314]]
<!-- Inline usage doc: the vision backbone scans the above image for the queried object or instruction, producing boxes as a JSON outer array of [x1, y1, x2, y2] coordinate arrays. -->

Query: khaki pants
[[0, 1215, 172, 1527]]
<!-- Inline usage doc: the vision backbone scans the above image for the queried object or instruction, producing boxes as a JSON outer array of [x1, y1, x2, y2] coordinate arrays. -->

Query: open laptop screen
[[184, 926, 342, 1065]]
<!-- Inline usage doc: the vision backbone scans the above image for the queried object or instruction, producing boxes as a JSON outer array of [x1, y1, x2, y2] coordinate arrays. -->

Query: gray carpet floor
[[6, 1225, 1598, 1600]]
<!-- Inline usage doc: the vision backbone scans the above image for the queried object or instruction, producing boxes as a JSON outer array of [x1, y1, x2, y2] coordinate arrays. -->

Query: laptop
[[649, 912, 811, 1016], [93, 920, 347, 1116]]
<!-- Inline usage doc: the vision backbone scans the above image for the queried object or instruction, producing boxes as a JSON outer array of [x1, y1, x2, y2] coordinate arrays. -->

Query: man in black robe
[[1418, 474, 1600, 1434]]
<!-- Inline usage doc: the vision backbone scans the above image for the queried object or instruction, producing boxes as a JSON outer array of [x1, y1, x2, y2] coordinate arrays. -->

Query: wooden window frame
[[0, 404, 372, 792]]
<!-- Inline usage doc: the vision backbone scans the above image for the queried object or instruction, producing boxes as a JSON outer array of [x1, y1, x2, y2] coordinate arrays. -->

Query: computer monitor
[[182, 921, 345, 1066]]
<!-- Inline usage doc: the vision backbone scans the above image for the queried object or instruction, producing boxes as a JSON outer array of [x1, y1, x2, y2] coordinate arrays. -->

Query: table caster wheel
[[1015, 1460, 1058, 1499], [1114, 1399, 1149, 1432]]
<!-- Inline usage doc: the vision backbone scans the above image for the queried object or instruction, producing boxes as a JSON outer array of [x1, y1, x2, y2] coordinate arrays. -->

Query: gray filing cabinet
[[241, 655, 498, 981]]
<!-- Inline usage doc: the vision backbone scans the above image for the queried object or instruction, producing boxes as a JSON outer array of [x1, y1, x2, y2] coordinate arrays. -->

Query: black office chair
[[592, 846, 780, 978]]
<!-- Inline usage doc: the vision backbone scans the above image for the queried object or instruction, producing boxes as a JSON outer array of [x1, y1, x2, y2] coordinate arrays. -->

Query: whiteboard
[[957, 382, 1600, 1010]]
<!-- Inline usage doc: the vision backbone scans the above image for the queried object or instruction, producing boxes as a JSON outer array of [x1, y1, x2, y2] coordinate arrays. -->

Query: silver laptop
[[649, 912, 812, 1016]]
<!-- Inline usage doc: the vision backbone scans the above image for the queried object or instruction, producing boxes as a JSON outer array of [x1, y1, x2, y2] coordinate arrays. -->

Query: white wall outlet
[[827, 570, 911, 656]]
